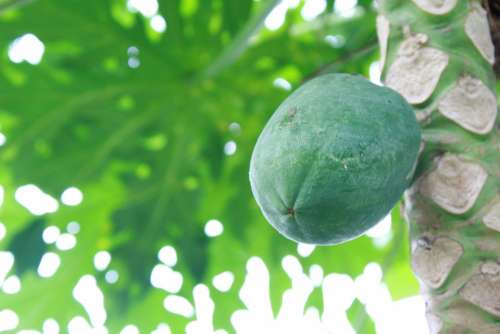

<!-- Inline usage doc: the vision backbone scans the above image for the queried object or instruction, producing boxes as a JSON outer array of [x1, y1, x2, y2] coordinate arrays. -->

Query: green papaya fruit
[[249, 73, 421, 245]]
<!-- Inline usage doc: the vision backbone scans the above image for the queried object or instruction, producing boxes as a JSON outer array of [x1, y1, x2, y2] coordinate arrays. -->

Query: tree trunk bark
[[377, 1, 500, 333]]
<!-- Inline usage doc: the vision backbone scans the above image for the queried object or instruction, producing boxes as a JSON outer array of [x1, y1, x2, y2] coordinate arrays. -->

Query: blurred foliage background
[[0, 0, 422, 333]]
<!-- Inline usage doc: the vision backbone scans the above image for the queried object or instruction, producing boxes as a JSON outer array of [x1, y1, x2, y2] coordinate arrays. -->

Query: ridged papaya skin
[[249, 73, 421, 245]]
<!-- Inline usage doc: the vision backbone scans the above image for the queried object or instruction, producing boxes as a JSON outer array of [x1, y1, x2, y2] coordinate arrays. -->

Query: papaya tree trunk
[[377, 1, 500, 332]]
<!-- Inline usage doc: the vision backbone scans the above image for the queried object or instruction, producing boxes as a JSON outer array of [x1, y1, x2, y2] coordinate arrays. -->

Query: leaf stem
[[0, 0, 33, 13], [302, 40, 378, 83], [201, 0, 281, 79]]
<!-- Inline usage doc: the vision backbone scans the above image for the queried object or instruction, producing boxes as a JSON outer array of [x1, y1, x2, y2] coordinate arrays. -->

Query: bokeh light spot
[[204, 219, 224, 237], [212, 271, 234, 292], [8, 33, 45, 65], [60, 187, 83, 206]]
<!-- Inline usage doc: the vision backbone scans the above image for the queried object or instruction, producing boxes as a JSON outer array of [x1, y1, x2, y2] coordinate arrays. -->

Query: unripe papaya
[[249, 73, 421, 245]]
